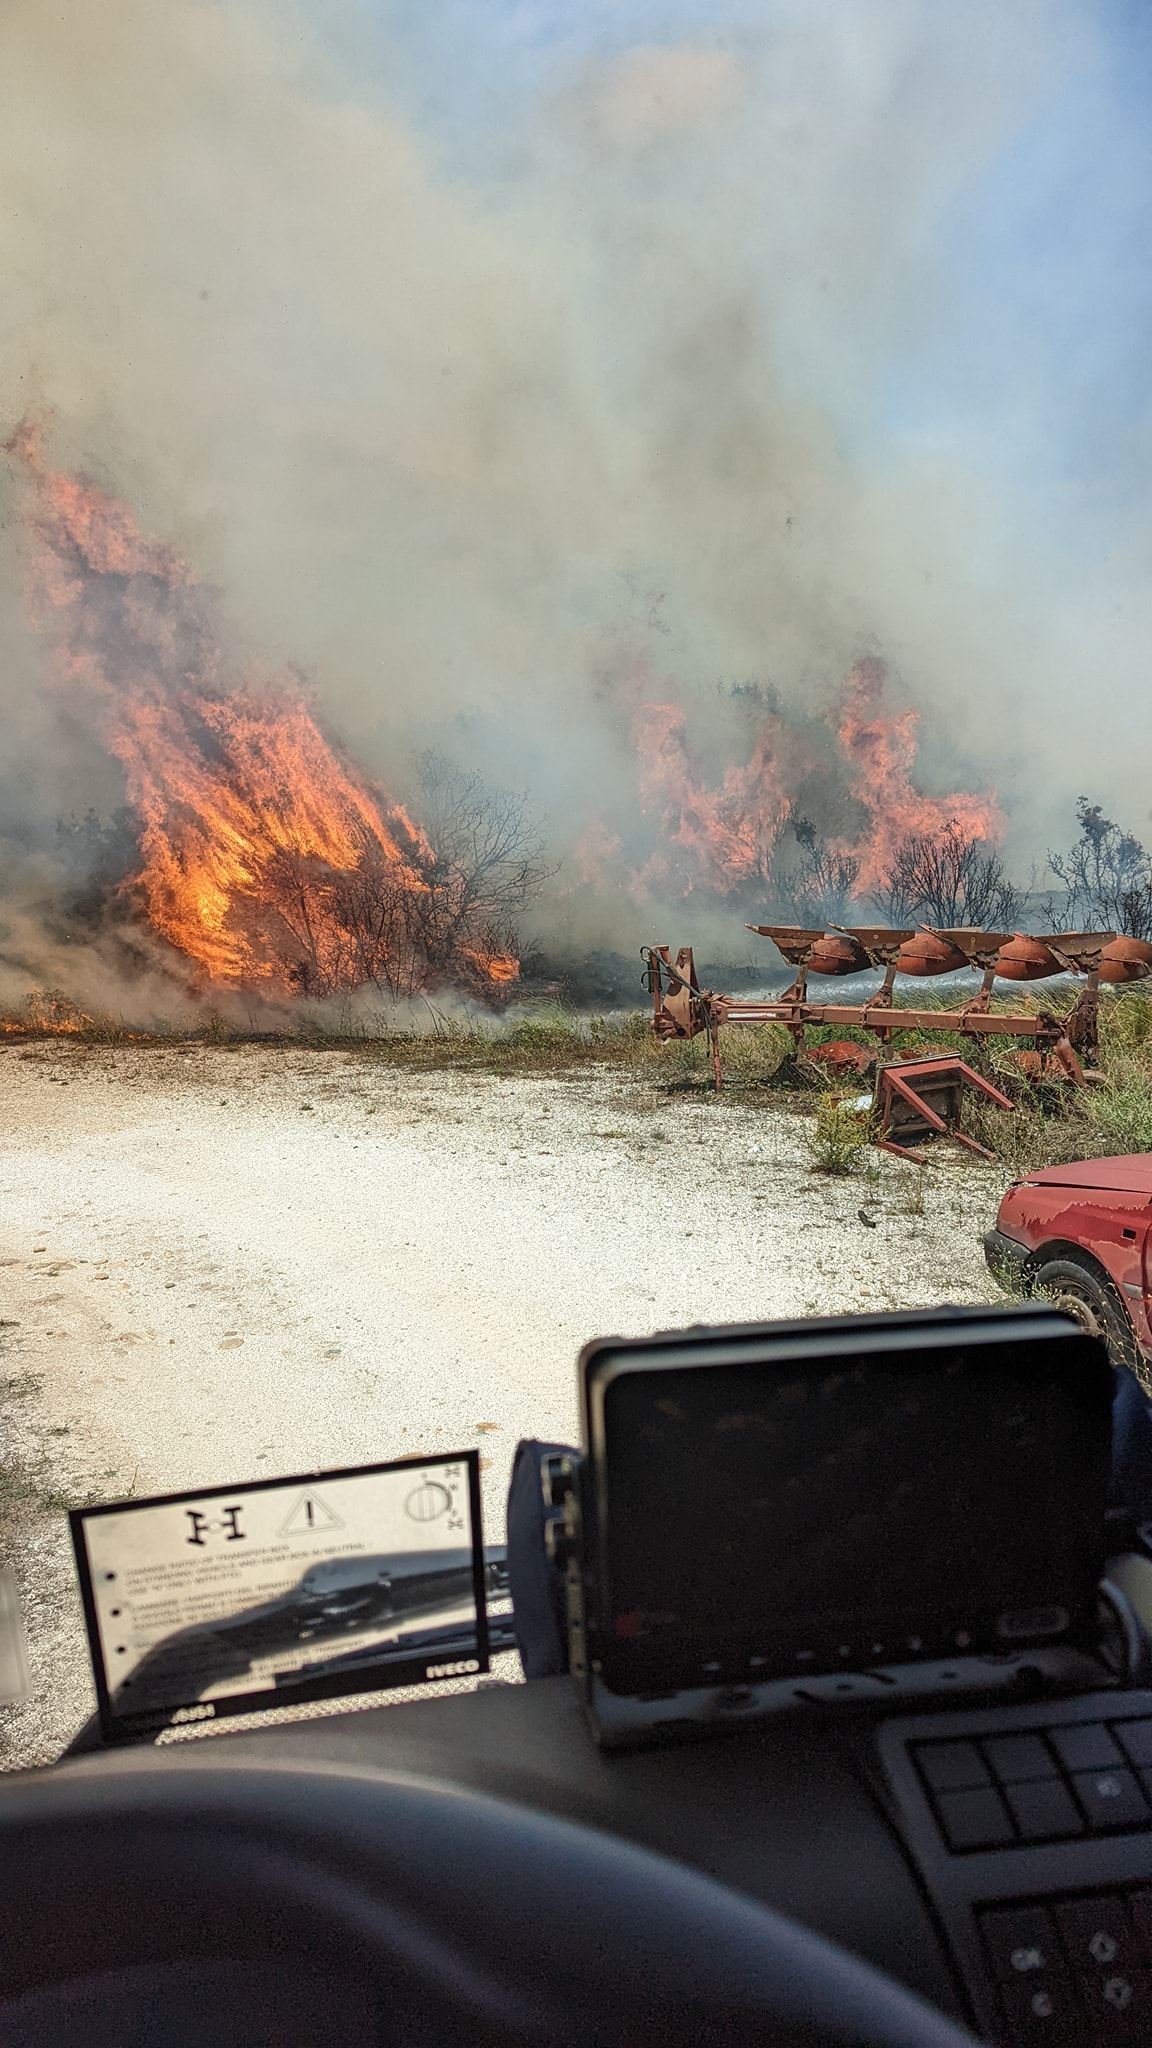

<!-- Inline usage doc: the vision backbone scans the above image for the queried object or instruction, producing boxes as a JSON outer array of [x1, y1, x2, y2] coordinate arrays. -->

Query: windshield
[[2, 0, 1151, 1768]]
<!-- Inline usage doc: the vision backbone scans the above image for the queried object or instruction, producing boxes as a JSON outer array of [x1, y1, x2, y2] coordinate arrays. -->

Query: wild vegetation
[[807, 1094, 877, 1176], [8, 792, 1152, 1177], [7, 981, 1152, 1181], [782, 791, 1152, 937]]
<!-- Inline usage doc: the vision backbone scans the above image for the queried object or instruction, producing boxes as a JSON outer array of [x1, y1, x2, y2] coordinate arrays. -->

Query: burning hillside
[[3, 422, 1010, 1018], [578, 650, 1003, 921], [7, 422, 520, 1002]]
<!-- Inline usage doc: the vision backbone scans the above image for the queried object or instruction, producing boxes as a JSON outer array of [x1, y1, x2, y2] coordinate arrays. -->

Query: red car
[[986, 1153, 1152, 1378]]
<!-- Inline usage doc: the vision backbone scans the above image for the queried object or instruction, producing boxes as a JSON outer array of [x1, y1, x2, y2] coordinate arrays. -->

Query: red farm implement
[[643, 924, 1152, 1105]]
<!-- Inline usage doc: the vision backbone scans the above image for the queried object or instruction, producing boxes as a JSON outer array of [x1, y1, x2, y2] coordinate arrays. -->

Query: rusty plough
[[643, 924, 1152, 1157]]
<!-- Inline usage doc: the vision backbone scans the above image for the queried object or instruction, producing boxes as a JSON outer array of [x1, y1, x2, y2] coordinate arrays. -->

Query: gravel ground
[[0, 1040, 1009, 1768]]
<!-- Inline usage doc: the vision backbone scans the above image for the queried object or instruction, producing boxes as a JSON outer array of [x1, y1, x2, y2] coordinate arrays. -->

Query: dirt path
[[0, 1041, 1008, 1766]]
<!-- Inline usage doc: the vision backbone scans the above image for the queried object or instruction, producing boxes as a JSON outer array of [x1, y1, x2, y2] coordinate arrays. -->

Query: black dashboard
[[11, 1307, 1148, 2043], [102, 1667, 1148, 2045]]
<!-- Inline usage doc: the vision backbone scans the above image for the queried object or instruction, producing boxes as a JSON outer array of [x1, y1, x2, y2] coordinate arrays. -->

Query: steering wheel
[[0, 1754, 981, 2046]]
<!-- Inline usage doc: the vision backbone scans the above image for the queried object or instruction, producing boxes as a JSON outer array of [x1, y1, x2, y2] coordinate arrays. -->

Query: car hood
[[1021, 1153, 1152, 1193]]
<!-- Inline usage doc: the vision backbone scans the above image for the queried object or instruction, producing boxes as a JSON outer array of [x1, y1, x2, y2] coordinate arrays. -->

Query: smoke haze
[[1, 0, 1149, 1005]]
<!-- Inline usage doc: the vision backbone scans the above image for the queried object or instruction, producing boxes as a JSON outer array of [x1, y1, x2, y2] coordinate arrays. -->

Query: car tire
[[1033, 1256, 1141, 1378]]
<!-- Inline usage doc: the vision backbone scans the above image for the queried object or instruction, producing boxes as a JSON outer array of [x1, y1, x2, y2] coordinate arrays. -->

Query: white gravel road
[[0, 1040, 1008, 1766]]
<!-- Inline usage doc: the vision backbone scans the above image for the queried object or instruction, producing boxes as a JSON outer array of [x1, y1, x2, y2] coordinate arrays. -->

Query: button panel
[[1049, 1726, 1125, 1775], [1002, 1777, 1084, 1844], [979, 1890, 1152, 2044], [913, 1718, 1152, 1852]]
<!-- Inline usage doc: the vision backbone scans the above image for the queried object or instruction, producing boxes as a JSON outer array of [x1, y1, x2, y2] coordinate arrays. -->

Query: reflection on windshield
[[111, 1548, 510, 1716]]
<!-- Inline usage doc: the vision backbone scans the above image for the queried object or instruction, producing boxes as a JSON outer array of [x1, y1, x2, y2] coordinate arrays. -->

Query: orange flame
[[583, 650, 1001, 908], [9, 423, 515, 997], [619, 661, 809, 898], [834, 656, 1001, 891], [460, 948, 520, 985]]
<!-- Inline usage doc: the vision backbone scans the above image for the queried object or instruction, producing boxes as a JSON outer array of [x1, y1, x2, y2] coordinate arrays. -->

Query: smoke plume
[[0, 0, 1146, 1009]]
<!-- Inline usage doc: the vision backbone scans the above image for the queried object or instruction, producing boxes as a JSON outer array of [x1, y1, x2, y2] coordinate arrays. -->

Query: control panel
[[978, 1888, 1152, 2043], [878, 1693, 1152, 2046], [912, 1718, 1152, 1853]]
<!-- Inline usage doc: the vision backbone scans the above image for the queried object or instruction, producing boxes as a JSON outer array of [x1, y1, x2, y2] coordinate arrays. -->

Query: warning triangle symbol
[[279, 1491, 345, 1537]]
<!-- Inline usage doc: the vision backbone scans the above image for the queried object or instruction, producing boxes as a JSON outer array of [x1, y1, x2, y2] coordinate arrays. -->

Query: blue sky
[[894, 17, 1152, 502], [307, 0, 1152, 519]]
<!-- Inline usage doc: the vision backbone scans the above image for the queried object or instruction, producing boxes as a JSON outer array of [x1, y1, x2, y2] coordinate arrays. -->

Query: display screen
[[586, 1322, 1110, 1695]]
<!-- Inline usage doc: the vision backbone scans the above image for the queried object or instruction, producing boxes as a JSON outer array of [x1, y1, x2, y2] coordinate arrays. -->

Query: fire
[[611, 659, 808, 898], [461, 948, 520, 985], [584, 650, 1001, 909], [8, 422, 517, 1000], [835, 656, 1001, 892], [6, 419, 1002, 983], [633, 700, 793, 896]]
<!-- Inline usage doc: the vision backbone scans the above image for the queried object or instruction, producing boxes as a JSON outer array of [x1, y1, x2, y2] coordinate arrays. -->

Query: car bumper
[[984, 1227, 1030, 1291]]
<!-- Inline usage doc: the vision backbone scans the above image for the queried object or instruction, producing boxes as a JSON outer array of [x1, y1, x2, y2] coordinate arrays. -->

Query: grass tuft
[[808, 1094, 875, 1175]]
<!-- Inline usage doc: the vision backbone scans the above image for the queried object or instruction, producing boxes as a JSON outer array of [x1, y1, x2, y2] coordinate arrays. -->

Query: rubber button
[[1112, 1719, 1152, 1769], [914, 1740, 990, 1792], [980, 1905, 1062, 1983], [1003, 1777, 1084, 1842], [999, 1976, 1080, 2043], [1050, 1724, 1124, 1773], [1077, 1966, 1152, 2043], [984, 1733, 1060, 1784], [936, 1784, 1014, 1850], [1071, 1768, 1150, 1831], [1055, 1896, 1132, 1971]]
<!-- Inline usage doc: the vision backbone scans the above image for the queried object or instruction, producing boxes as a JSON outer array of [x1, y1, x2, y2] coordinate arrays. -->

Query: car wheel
[[1033, 1256, 1139, 1375]]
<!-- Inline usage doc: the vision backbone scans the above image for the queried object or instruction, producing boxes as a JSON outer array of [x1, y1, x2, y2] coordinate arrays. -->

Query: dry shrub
[[808, 1093, 874, 1175], [961, 1099, 1073, 1178], [716, 1023, 793, 1085], [590, 1011, 651, 1045], [1100, 988, 1152, 1058], [966, 1037, 1152, 1174], [648, 1022, 792, 1091], [1079, 1055, 1152, 1156]]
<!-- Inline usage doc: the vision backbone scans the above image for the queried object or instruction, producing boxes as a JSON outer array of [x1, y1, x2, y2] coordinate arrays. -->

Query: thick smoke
[[0, 0, 1146, 1010]]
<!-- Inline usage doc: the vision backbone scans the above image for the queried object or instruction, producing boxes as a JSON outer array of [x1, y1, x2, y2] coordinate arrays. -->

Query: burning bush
[[279, 756, 551, 1000], [579, 649, 1006, 926], [7, 423, 545, 1004], [789, 817, 861, 925]]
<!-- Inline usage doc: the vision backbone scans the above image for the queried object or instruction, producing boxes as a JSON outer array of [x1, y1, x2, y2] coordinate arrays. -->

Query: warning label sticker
[[278, 1491, 345, 1537], [70, 1452, 486, 1739]]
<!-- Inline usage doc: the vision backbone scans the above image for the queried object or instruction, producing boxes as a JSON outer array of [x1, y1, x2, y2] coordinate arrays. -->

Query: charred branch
[[877, 822, 1022, 931], [1049, 799, 1152, 940]]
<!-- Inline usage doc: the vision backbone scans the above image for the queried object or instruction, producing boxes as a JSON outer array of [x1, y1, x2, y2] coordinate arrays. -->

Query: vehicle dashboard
[[98, 1664, 1150, 2045]]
